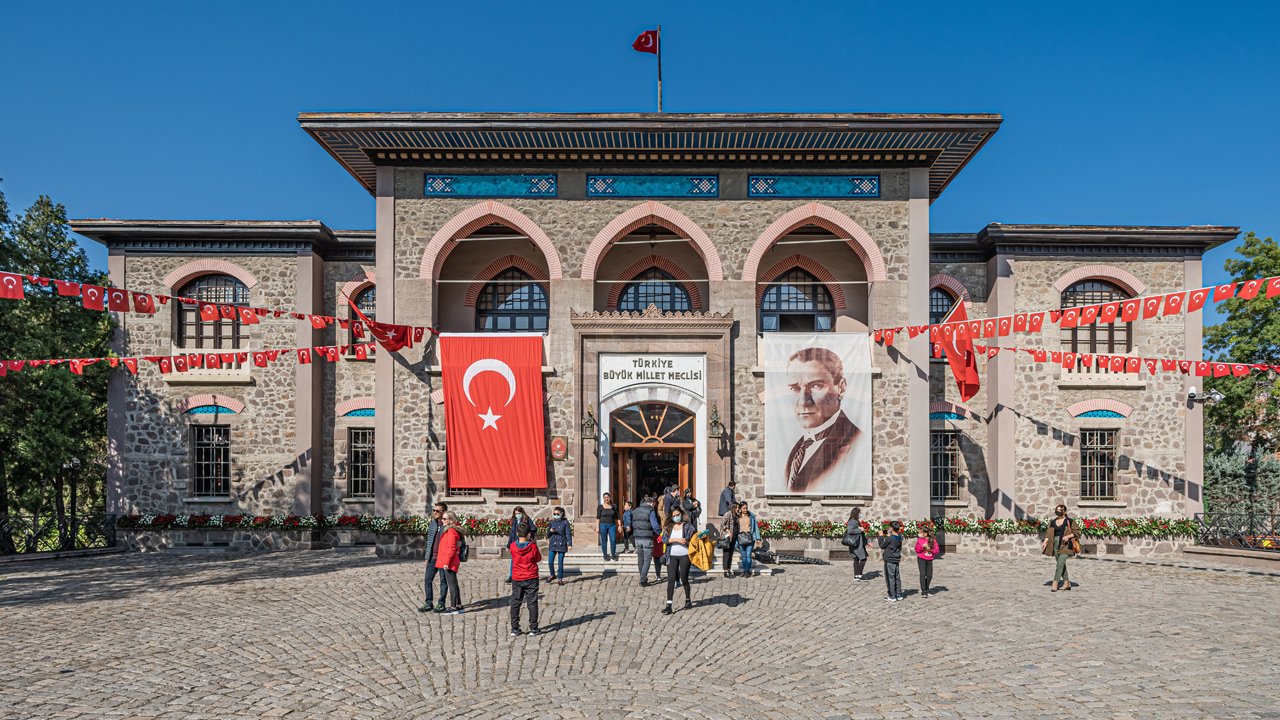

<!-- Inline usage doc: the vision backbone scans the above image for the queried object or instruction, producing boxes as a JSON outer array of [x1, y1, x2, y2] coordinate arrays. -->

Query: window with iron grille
[[1060, 281, 1133, 355], [476, 268, 549, 332], [175, 275, 250, 350], [347, 428, 375, 498], [349, 286, 376, 350], [1080, 429, 1118, 500], [498, 488, 537, 498], [190, 425, 231, 497], [930, 430, 961, 501], [760, 268, 834, 332], [618, 267, 692, 313], [446, 485, 481, 497], [930, 288, 957, 325]]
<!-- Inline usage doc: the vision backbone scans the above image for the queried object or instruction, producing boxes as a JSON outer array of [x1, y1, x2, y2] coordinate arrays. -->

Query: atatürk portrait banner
[[763, 334, 872, 496]]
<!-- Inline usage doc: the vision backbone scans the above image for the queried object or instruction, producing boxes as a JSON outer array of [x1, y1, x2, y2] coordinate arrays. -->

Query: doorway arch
[[598, 387, 707, 510]]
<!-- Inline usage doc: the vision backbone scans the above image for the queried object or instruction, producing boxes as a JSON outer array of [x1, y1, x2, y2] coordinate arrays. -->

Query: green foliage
[[1204, 450, 1280, 514], [1204, 232, 1280, 455], [0, 183, 114, 514]]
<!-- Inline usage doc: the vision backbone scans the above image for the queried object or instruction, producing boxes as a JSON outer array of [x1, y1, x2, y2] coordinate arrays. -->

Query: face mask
[[1056, 509, 1065, 516], [515, 513, 524, 519], [554, 514, 563, 520], [673, 515, 683, 522]]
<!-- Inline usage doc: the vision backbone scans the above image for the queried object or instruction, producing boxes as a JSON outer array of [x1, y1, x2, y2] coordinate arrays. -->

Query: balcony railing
[[0, 514, 117, 555], [1195, 509, 1280, 552]]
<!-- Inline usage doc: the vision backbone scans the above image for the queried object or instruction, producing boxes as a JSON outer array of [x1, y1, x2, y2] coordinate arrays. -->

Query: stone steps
[[555, 550, 774, 576]]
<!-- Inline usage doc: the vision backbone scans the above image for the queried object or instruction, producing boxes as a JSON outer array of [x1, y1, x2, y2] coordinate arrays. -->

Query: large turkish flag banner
[[440, 334, 547, 489]]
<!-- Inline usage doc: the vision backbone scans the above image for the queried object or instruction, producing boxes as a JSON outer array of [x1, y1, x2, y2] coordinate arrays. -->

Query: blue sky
[[2, 1, 1276, 323]]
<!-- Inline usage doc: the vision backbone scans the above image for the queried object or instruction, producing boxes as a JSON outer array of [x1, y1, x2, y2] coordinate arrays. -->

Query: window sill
[[182, 497, 235, 504], [442, 494, 487, 504], [342, 497, 376, 504], [930, 499, 970, 508], [1078, 500, 1126, 508], [1056, 379, 1146, 390], [495, 495, 542, 504]]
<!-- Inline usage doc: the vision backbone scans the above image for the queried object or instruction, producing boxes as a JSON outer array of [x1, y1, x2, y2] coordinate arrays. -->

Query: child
[[915, 526, 939, 598], [877, 521, 904, 602], [652, 534, 665, 581], [621, 501, 635, 553], [509, 527, 543, 636]]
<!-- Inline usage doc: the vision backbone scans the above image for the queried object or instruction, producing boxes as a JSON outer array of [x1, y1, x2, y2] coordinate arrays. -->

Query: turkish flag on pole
[[440, 334, 547, 489], [940, 302, 981, 402], [632, 29, 659, 53]]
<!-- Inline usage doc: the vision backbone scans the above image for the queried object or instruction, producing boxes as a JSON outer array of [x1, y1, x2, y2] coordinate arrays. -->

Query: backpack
[[458, 534, 470, 563]]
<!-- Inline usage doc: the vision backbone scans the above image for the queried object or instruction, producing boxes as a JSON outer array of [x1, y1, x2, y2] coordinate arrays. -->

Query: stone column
[[907, 168, 931, 518], [106, 250, 127, 514], [293, 250, 324, 517], [986, 254, 1016, 519], [374, 166, 397, 516], [1183, 258, 1204, 517]]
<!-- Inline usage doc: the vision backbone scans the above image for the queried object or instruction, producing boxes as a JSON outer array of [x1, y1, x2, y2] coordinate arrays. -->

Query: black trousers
[[722, 546, 735, 573], [510, 579, 539, 631], [423, 562, 447, 606], [666, 554, 692, 603], [851, 556, 867, 576], [917, 558, 933, 593], [440, 569, 461, 608]]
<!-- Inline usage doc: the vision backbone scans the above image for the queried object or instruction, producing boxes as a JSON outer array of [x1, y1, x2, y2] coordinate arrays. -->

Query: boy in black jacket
[[877, 521, 904, 602]]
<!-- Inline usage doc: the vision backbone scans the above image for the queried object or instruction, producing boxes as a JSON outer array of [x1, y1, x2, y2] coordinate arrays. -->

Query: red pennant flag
[[1125, 357, 1141, 374], [107, 288, 130, 312], [632, 29, 659, 54], [1212, 362, 1230, 378], [297, 348, 312, 365], [219, 304, 237, 321], [173, 356, 189, 373], [1062, 352, 1076, 369], [156, 295, 170, 305], [1049, 310, 1062, 324], [337, 319, 350, 330], [274, 310, 285, 318], [122, 357, 138, 375], [187, 353, 204, 369], [1239, 279, 1263, 300], [940, 302, 980, 402], [1060, 308, 1080, 329], [53, 280, 81, 297], [1013, 314, 1028, 332], [157, 357, 173, 374], [349, 297, 412, 352], [883, 329, 896, 347], [0, 363, 5, 378], [354, 344, 368, 361], [1050, 351, 1063, 363], [310, 315, 327, 329], [205, 354, 222, 369], [997, 317, 1011, 337], [352, 322, 366, 339], [5, 360, 25, 373], [1213, 283, 1237, 302], [1267, 277, 1280, 300], [1080, 354, 1093, 367], [413, 327, 426, 343], [132, 292, 157, 314], [266, 350, 281, 362], [1178, 360, 1192, 375], [200, 303, 219, 322], [1144, 358, 1158, 375], [873, 330, 883, 344], [1232, 363, 1250, 377], [1121, 299, 1141, 322], [237, 307, 259, 325], [968, 320, 983, 338], [1109, 356, 1126, 373], [70, 358, 101, 375], [1032, 349, 1047, 363], [0, 272, 25, 300], [1187, 288, 1210, 312], [1142, 296, 1161, 319], [218, 352, 235, 365], [982, 319, 997, 337], [1079, 305, 1099, 326], [440, 334, 547, 489], [253, 351, 268, 368], [1028, 313, 1045, 333], [1161, 359, 1177, 372], [1099, 303, 1120, 323], [1162, 293, 1185, 316], [928, 326, 940, 343], [986, 346, 999, 359], [81, 284, 105, 311], [955, 323, 970, 340], [974, 343, 986, 355]]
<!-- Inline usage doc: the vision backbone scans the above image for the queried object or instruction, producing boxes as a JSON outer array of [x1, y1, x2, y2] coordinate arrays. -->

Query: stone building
[[72, 112, 1237, 547]]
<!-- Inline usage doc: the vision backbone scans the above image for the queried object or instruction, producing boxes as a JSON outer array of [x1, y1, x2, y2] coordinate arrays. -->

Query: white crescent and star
[[461, 358, 517, 430]]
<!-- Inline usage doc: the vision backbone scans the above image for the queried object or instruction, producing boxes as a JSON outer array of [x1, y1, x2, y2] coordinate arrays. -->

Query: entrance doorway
[[608, 402, 696, 508]]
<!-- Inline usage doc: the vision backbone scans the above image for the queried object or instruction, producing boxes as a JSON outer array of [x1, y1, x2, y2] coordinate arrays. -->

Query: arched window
[[1061, 280, 1133, 354], [476, 268, 548, 332], [176, 274, 249, 349], [349, 286, 376, 349], [930, 288, 957, 325], [760, 268, 834, 332], [618, 267, 691, 313]]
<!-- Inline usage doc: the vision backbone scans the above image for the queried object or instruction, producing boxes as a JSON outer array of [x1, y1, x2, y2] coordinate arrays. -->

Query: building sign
[[599, 354, 705, 400], [549, 436, 568, 461]]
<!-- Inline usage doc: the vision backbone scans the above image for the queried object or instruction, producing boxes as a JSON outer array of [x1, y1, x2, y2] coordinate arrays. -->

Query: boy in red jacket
[[509, 526, 543, 636]]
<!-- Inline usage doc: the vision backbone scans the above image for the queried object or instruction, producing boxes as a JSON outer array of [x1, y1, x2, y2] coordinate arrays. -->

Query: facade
[[73, 112, 1238, 547]]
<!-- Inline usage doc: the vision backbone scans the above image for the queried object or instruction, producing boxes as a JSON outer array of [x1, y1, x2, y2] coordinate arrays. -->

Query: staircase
[[560, 550, 774, 576]]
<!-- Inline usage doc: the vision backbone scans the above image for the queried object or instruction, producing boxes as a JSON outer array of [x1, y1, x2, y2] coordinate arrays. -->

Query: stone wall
[[322, 261, 377, 516]]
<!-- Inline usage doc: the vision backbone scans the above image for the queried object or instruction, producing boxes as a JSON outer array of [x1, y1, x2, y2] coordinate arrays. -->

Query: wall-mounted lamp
[[1188, 387, 1225, 404], [707, 403, 725, 442], [581, 408, 598, 446]]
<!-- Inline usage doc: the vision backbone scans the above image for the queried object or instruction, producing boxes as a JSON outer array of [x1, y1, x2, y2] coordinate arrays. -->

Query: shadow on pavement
[[541, 610, 616, 632]]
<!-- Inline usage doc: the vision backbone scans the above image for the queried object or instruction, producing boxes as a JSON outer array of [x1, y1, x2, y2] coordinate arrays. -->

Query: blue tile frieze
[[423, 174, 557, 198], [748, 175, 880, 198], [586, 175, 719, 198]]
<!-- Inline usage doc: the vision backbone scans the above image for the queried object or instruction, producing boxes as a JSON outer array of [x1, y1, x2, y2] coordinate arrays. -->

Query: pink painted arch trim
[[176, 394, 246, 414], [464, 255, 550, 308], [606, 255, 703, 310], [930, 400, 981, 421], [582, 201, 723, 282], [420, 201, 563, 281], [1066, 399, 1133, 418], [338, 270, 376, 307], [929, 273, 973, 312], [163, 259, 259, 292], [336, 396, 376, 417], [743, 203, 887, 283], [1052, 265, 1147, 296], [755, 254, 847, 310]]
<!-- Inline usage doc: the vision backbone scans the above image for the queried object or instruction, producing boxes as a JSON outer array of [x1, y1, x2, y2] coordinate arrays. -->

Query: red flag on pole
[[632, 29, 659, 53], [440, 334, 547, 489], [940, 302, 980, 402]]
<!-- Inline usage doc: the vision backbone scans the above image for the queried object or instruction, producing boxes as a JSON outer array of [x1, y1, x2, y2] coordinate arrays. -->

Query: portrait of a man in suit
[[782, 346, 861, 494]]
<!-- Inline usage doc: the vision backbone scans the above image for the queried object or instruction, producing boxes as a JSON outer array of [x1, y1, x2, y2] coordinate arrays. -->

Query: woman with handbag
[[661, 509, 697, 614], [719, 502, 739, 578], [736, 502, 761, 577], [1041, 503, 1080, 592], [435, 512, 465, 615], [842, 507, 869, 581]]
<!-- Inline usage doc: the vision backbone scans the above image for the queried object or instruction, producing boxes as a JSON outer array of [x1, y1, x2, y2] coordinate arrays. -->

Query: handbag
[[737, 532, 754, 547], [458, 537, 470, 563], [716, 536, 733, 551]]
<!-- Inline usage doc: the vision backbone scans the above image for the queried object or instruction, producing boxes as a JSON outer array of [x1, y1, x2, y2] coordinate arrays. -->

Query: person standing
[[914, 526, 939, 598], [719, 502, 739, 578], [878, 521, 904, 602], [631, 495, 661, 586], [681, 489, 702, 530], [508, 525, 543, 636], [506, 506, 537, 583], [661, 510, 697, 614], [842, 507, 868, 581], [435, 512, 465, 615], [735, 502, 762, 578], [418, 502, 449, 612], [717, 480, 737, 517], [1042, 503, 1080, 591], [621, 501, 635, 554], [597, 493, 619, 561], [662, 486, 680, 525], [546, 506, 573, 585]]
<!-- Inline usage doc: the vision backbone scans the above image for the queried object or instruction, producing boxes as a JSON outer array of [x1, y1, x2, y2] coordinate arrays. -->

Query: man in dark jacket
[[418, 502, 449, 612], [717, 480, 737, 517], [631, 496, 662, 586], [663, 486, 680, 521], [877, 520, 904, 602]]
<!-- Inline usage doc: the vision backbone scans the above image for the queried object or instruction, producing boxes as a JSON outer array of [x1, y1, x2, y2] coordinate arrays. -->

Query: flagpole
[[656, 25, 663, 112]]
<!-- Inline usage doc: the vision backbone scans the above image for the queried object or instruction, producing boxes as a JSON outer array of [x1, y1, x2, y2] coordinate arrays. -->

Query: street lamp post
[[62, 457, 81, 551]]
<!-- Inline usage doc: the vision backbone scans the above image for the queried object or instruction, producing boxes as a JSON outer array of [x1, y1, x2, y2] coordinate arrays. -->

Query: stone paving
[[2, 550, 1280, 719]]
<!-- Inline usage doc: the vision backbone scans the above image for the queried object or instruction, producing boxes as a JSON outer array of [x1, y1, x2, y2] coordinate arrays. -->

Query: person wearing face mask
[[1042, 503, 1080, 592], [506, 506, 537, 584], [546, 506, 573, 585], [680, 489, 702, 530], [735, 502, 762, 577], [661, 510, 697, 614], [597, 493, 619, 562]]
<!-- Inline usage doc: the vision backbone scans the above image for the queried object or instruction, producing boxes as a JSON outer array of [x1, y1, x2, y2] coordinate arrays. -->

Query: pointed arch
[[755, 254, 847, 310], [1052, 265, 1146, 296], [1066, 399, 1133, 419], [742, 202, 887, 283], [582, 201, 723, 282], [338, 269, 376, 307], [929, 272, 973, 313], [419, 200, 563, 281], [176, 394, 245, 415], [464, 255, 550, 308], [163, 259, 259, 292], [337, 396, 376, 417], [605, 255, 703, 310], [930, 400, 981, 422]]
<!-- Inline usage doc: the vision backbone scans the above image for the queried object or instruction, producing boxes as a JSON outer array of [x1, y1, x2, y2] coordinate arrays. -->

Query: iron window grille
[[929, 288, 957, 361], [1080, 429, 1118, 500], [1060, 281, 1133, 356], [618, 267, 692, 313], [347, 428, 375, 498], [760, 268, 834, 333], [476, 268, 549, 332], [498, 488, 537, 498], [175, 275, 249, 350], [446, 486, 481, 497], [349, 286, 376, 350], [190, 425, 231, 497], [930, 430, 961, 501]]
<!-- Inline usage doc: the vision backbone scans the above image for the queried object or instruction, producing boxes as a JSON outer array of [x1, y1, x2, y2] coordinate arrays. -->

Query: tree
[[1204, 232, 1280, 457], [0, 183, 115, 534]]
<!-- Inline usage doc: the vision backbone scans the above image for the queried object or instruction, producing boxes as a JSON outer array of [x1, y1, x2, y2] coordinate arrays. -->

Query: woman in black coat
[[843, 507, 869, 581]]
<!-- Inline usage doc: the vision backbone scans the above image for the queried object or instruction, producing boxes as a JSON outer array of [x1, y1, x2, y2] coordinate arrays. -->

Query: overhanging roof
[[71, 219, 374, 259], [931, 223, 1239, 257], [298, 112, 1002, 201]]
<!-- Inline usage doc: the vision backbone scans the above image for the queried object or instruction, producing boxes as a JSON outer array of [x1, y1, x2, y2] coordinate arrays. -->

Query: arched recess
[[337, 396, 376, 417], [338, 269, 376, 307], [163, 259, 259, 292], [755, 254, 847, 310], [464, 255, 550, 308], [582, 201, 723, 282], [930, 400, 981, 422], [176, 394, 246, 414], [1052, 265, 1147, 296], [743, 203, 888, 283], [1065, 399, 1133, 419], [606, 255, 703, 310], [928, 273, 973, 312], [419, 200, 563, 281]]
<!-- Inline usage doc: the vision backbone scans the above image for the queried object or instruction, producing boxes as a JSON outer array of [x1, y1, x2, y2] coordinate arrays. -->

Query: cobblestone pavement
[[3, 551, 1279, 719]]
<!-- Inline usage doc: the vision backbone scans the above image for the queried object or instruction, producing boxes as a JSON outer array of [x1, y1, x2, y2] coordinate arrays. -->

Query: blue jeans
[[599, 524, 617, 559], [738, 540, 754, 574], [548, 550, 566, 579]]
